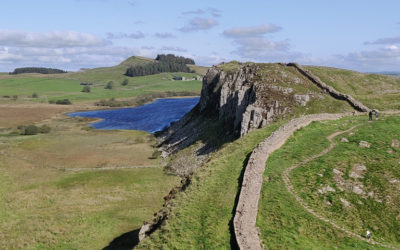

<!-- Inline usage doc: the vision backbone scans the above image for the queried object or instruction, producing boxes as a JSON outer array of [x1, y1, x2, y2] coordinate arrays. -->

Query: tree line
[[10, 67, 67, 75], [125, 54, 195, 77]]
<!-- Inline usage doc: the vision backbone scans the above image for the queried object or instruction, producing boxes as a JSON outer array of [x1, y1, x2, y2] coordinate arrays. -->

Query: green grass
[[0, 73, 201, 102], [0, 56, 203, 103], [291, 116, 400, 246], [257, 115, 399, 249], [306, 66, 400, 110], [138, 121, 283, 249], [0, 118, 180, 249]]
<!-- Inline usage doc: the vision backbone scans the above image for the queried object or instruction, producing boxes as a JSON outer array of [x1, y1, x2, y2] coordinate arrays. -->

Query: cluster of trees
[[155, 54, 195, 65], [10, 67, 67, 75], [125, 54, 195, 77]]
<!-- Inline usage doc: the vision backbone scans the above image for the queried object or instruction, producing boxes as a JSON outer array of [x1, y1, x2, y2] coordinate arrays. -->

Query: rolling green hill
[[0, 56, 206, 103]]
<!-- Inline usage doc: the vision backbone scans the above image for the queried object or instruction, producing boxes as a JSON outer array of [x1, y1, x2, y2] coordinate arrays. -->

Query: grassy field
[[306, 66, 400, 110], [0, 55, 203, 249], [257, 115, 400, 249], [0, 113, 179, 249], [138, 122, 283, 249], [0, 56, 203, 103]]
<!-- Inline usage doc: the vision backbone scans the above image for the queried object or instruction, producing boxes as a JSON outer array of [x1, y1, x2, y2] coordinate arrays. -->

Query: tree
[[39, 125, 51, 134], [81, 86, 91, 93], [24, 125, 39, 135], [105, 81, 114, 89], [121, 79, 129, 86]]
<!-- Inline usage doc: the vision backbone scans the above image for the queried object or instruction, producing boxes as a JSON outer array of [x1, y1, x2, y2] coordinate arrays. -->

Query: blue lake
[[68, 97, 199, 133]]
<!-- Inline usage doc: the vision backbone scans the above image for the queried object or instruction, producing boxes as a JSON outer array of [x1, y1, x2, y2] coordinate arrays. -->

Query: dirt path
[[233, 113, 351, 250], [282, 125, 398, 249]]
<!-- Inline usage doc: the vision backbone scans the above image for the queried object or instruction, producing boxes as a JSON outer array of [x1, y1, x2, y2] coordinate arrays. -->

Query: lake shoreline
[[67, 97, 200, 133]]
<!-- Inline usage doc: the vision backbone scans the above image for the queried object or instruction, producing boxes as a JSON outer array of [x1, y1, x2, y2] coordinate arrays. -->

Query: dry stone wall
[[287, 63, 370, 112]]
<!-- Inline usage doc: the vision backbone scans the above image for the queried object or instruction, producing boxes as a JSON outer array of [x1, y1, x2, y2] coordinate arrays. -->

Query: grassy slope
[[0, 56, 204, 103], [306, 66, 400, 110], [257, 115, 399, 248], [0, 116, 179, 249], [291, 116, 400, 246], [138, 122, 283, 249]]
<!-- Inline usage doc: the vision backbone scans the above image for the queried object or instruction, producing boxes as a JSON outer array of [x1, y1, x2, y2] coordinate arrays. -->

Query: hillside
[[305, 66, 400, 110], [0, 56, 205, 104], [137, 61, 400, 249]]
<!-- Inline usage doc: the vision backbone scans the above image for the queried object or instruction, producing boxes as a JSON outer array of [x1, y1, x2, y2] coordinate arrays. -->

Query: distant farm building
[[173, 76, 185, 81], [80, 82, 93, 86]]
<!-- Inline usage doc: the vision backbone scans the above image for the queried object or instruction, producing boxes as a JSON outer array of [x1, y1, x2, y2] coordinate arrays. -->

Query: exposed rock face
[[159, 64, 296, 156], [159, 62, 370, 158], [199, 66, 291, 136]]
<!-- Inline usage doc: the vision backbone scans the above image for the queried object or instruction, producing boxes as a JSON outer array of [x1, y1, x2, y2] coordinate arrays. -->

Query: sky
[[0, 0, 399, 72]]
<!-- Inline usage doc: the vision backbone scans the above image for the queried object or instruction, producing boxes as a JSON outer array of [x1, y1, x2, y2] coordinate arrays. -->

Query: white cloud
[[179, 17, 218, 32], [223, 24, 282, 38], [160, 46, 187, 52], [182, 9, 205, 15], [365, 36, 400, 45], [182, 7, 221, 18], [222, 24, 295, 62], [154, 32, 175, 39], [0, 30, 108, 48], [106, 31, 145, 39], [0, 45, 145, 71]]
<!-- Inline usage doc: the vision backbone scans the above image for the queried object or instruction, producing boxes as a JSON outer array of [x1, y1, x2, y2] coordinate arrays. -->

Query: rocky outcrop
[[159, 64, 296, 156], [287, 63, 370, 112]]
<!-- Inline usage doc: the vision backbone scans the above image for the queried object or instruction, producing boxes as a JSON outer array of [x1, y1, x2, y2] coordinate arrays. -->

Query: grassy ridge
[[306, 66, 400, 110], [258, 116, 399, 248]]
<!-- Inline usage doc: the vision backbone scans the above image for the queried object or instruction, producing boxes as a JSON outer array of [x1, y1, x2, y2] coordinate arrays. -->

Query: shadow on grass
[[229, 152, 252, 250], [103, 228, 140, 250]]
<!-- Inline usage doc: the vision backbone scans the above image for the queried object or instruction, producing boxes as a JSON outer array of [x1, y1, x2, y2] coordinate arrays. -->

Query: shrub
[[81, 86, 91, 93], [39, 125, 51, 134], [55, 99, 72, 105], [121, 79, 129, 86], [12, 95, 18, 101], [48, 100, 55, 104], [105, 81, 114, 89], [32, 93, 38, 98], [24, 125, 39, 135]]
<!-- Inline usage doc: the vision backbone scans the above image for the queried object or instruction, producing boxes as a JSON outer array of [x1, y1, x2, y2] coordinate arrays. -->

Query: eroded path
[[282, 125, 398, 249]]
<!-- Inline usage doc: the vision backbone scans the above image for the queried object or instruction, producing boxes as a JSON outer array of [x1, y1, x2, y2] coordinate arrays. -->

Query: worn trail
[[233, 113, 350, 250], [282, 125, 398, 250]]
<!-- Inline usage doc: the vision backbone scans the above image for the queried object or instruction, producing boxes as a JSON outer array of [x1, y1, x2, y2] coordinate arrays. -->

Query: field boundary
[[287, 62, 370, 112]]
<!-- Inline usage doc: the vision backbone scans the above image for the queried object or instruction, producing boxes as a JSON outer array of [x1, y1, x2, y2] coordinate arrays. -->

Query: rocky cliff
[[158, 62, 363, 159]]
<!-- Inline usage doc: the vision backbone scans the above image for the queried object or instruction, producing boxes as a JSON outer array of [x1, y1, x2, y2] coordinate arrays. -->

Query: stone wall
[[287, 63, 370, 112]]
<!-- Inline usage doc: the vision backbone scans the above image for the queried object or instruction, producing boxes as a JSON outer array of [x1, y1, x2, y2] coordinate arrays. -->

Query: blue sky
[[0, 0, 399, 72]]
